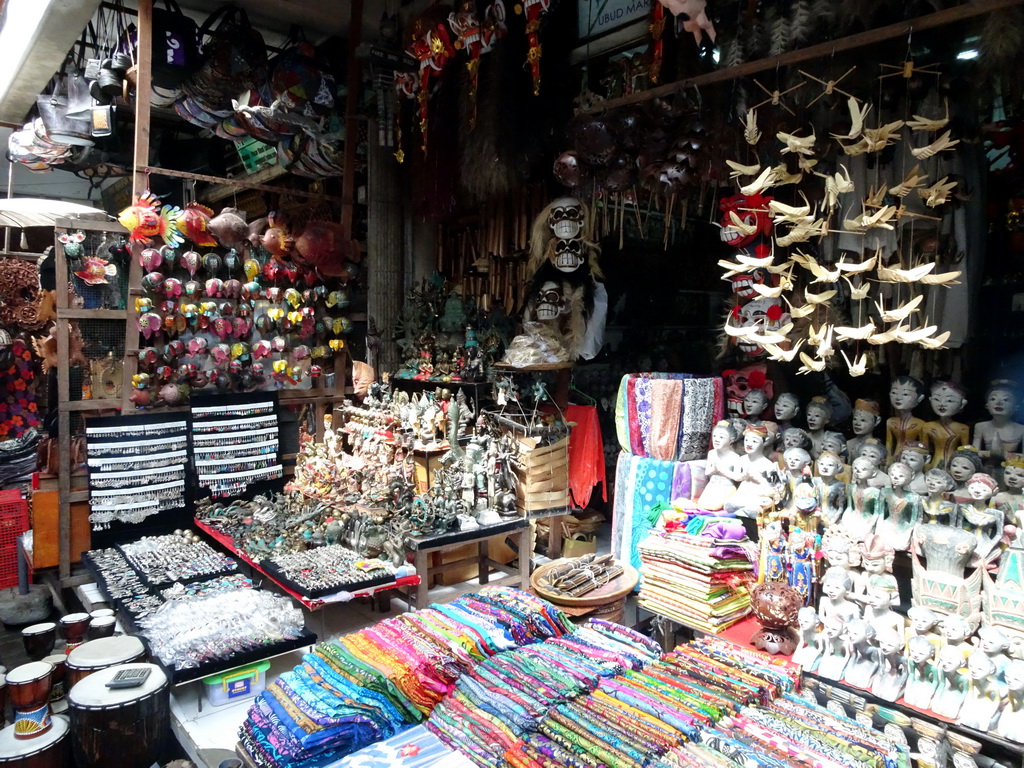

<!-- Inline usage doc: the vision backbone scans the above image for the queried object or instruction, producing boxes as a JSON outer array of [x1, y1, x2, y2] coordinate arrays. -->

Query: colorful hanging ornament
[[59, 231, 86, 258], [180, 203, 218, 246], [138, 313, 162, 339], [649, 2, 666, 84], [294, 221, 354, 276], [260, 213, 294, 261], [74, 257, 115, 285], [140, 247, 163, 271], [448, 1, 507, 129], [407, 20, 455, 152], [117, 191, 185, 246], [516, 0, 552, 95]]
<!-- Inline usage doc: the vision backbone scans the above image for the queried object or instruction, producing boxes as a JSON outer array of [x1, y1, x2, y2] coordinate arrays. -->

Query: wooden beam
[[341, 0, 364, 234], [137, 165, 346, 204], [59, 400, 123, 413], [53, 218, 121, 233], [132, 0, 153, 198], [584, 0, 1024, 113]]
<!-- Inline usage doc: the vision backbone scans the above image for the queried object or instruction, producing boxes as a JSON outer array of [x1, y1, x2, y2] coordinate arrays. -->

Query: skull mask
[[732, 298, 789, 358], [535, 281, 568, 321], [553, 238, 585, 272], [547, 197, 584, 240]]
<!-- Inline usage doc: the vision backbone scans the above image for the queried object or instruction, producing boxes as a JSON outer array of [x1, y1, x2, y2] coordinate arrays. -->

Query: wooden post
[[54, 228, 71, 581], [132, 0, 153, 198], [340, 0, 364, 235], [366, 119, 404, 374]]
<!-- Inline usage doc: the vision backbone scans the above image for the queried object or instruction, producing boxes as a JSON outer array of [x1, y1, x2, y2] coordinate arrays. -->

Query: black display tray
[[82, 550, 317, 685], [114, 540, 239, 589], [258, 558, 396, 599], [160, 629, 318, 686]]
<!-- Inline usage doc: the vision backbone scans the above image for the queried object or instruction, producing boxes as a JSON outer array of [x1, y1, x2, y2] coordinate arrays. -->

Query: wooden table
[[405, 519, 531, 608]]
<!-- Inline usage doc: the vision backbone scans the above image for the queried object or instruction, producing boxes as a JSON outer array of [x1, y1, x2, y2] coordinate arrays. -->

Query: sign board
[[578, 0, 653, 41], [234, 137, 278, 175]]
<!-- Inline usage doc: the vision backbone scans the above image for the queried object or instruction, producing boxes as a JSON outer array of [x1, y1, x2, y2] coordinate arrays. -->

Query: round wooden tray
[[531, 560, 639, 608]]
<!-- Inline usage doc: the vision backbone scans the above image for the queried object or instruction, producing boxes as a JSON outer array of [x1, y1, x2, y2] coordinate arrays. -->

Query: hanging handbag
[[36, 72, 94, 147], [152, 0, 200, 88], [194, 5, 267, 97]]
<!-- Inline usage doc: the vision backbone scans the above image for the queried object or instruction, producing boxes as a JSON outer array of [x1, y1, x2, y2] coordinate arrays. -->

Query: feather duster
[[836, 0, 883, 32], [809, 0, 837, 35], [767, 6, 789, 58], [789, 0, 813, 47], [980, 7, 1024, 94], [721, 32, 745, 71], [746, 13, 768, 61], [459, 43, 530, 202]]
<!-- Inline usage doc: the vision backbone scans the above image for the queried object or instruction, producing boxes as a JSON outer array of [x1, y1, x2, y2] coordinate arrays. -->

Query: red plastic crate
[[0, 490, 30, 590]]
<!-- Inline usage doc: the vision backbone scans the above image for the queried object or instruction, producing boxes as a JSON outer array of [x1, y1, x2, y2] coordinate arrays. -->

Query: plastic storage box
[[202, 660, 271, 707]]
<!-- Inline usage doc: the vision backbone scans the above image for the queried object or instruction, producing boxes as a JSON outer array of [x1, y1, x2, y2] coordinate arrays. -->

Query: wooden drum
[[0, 716, 69, 768], [68, 663, 168, 768], [66, 636, 145, 689], [6, 662, 53, 739], [40, 656, 66, 715]]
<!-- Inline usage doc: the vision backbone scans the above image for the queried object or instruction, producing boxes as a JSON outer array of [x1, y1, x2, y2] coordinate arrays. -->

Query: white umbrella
[[0, 198, 109, 228]]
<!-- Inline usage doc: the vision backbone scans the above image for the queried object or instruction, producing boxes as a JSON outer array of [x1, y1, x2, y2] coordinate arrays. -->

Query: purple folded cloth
[[694, 518, 746, 540], [711, 545, 753, 560]]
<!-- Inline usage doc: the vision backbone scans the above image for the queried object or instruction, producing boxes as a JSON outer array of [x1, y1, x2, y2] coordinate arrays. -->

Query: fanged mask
[[719, 192, 772, 248], [547, 197, 584, 240], [553, 238, 584, 272], [729, 266, 774, 300]]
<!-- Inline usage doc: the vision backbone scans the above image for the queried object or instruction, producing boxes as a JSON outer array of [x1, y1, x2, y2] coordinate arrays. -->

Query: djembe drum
[[0, 716, 69, 768], [68, 663, 169, 768], [66, 636, 146, 688], [20, 624, 55, 662], [6, 662, 54, 739], [40, 656, 66, 715]]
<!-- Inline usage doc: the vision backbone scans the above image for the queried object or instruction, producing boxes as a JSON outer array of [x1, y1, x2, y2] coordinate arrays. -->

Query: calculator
[[105, 667, 152, 689]]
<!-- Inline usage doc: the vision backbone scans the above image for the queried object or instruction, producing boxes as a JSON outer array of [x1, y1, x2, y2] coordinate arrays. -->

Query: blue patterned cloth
[[330, 724, 474, 768]]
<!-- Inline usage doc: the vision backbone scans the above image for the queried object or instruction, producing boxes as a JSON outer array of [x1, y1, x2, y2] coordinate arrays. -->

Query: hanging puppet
[[717, 191, 790, 361], [448, 0, 507, 130], [501, 196, 607, 365]]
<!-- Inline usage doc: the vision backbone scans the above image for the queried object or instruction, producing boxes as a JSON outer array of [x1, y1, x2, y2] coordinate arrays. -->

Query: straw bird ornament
[[742, 109, 761, 145], [911, 130, 959, 159], [777, 130, 817, 156], [889, 166, 929, 198], [906, 102, 949, 132]]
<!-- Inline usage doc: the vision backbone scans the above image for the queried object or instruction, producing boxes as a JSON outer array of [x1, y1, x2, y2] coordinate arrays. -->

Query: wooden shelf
[[59, 400, 123, 413], [59, 309, 128, 320], [584, 0, 1024, 114], [54, 217, 123, 233]]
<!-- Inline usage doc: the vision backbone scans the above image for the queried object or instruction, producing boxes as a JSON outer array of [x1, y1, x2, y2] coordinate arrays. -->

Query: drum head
[[60, 613, 90, 625], [0, 716, 68, 759], [21, 622, 56, 635], [90, 609, 115, 619], [69, 664, 166, 708], [67, 636, 144, 670], [42, 654, 66, 670], [7, 661, 53, 685]]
